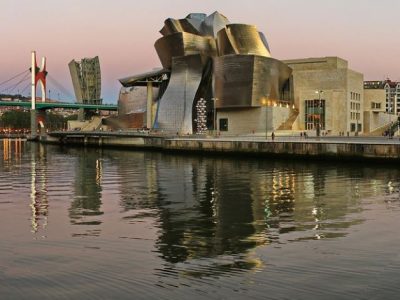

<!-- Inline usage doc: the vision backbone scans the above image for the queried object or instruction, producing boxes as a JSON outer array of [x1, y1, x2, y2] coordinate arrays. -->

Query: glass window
[[219, 118, 228, 131], [304, 99, 325, 130]]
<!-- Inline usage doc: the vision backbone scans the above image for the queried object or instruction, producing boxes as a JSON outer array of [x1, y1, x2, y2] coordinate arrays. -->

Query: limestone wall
[[216, 106, 290, 136], [284, 57, 364, 135]]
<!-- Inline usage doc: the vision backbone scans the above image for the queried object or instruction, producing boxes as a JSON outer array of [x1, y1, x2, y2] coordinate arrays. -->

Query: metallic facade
[[156, 55, 204, 133], [69, 56, 102, 105], [213, 23, 291, 109], [216, 24, 271, 57], [213, 55, 292, 108], [154, 12, 229, 134], [119, 86, 159, 116], [119, 11, 292, 134], [155, 32, 216, 69]]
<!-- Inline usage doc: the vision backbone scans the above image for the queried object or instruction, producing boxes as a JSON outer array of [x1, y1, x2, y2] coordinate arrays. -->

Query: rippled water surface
[[1, 139, 400, 299]]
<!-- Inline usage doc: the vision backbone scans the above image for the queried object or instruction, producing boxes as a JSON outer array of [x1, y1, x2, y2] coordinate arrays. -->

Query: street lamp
[[211, 97, 218, 137], [261, 98, 268, 139], [315, 90, 324, 137]]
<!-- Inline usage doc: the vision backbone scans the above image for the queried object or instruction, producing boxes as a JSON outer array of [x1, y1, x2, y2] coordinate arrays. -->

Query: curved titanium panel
[[118, 86, 159, 115], [160, 12, 229, 38], [213, 55, 254, 107], [155, 32, 216, 69], [252, 56, 292, 103], [218, 24, 271, 57], [179, 19, 202, 35], [213, 55, 291, 108], [258, 32, 271, 53], [216, 28, 236, 56], [185, 13, 206, 32], [156, 55, 204, 134], [160, 18, 185, 36], [200, 11, 230, 37]]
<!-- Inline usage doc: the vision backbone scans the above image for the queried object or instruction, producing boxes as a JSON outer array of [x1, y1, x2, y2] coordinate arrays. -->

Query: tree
[[0, 110, 79, 131], [0, 110, 30, 129]]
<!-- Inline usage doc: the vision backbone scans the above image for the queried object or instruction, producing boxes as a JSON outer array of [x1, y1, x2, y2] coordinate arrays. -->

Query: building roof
[[386, 81, 398, 88], [364, 79, 399, 89], [119, 69, 169, 87], [364, 81, 386, 89]]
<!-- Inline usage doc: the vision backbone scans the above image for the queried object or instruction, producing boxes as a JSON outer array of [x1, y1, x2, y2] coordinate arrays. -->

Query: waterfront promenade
[[46, 130, 400, 161]]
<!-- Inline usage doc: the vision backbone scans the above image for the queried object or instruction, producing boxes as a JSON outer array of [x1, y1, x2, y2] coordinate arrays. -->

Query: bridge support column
[[30, 51, 47, 140], [78, 108, 85, 122], [30, 110, 37, 140], [37, 110, 47, 138], [146, 81, 153, 129]]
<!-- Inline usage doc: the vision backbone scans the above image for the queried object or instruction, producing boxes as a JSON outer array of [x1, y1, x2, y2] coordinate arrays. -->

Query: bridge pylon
[[30, 51, 47, 139]]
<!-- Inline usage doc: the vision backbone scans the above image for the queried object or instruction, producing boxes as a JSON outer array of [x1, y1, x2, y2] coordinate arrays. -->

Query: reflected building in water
[[1, 140, 398, 278], [112, 153, 399, 275], [69, 148, 103, 236]]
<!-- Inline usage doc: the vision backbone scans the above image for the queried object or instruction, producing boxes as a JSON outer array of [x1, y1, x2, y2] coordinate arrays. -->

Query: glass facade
[[305, 99, 325, 130]]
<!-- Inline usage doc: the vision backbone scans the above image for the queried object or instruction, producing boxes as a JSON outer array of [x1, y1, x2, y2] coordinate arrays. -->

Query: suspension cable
[[20, 82, 31, 96], [47, 74, 74, 99], [0, 69, 30, 87], [1, 73, 31, 94]]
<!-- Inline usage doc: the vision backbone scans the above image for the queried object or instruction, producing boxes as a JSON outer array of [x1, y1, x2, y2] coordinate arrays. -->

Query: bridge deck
[[0, 101, 118, 110]]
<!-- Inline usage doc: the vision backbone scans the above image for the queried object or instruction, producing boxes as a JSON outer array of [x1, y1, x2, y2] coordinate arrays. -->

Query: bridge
[[0, 51, 119, 139], [0, 101, 117, 111]]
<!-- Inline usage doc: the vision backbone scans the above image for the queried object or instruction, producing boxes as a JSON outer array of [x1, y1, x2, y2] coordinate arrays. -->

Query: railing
[[0, 101, 118, 110], [387, 120, 400, 136]]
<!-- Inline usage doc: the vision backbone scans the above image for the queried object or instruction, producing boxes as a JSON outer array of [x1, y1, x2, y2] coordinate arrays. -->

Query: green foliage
[[64, 114, 78, 121], [46, 112, 65, 130], [0, 110, 30, 129], [0, 110, 79, 130]]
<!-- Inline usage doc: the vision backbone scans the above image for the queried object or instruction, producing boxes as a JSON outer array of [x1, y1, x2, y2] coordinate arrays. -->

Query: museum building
[[116, 12, 374, 137]]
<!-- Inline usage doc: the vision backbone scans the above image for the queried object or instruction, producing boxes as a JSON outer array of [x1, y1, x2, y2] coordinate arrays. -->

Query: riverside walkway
[[46, 131, 400, 162]]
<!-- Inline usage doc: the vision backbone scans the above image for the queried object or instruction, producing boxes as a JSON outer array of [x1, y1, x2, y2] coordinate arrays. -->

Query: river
[[1, 139, 400, 299]]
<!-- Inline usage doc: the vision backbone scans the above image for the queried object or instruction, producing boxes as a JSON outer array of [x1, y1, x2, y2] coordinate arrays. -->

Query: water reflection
[[29, 143, 49, 234], [109, 152, 398, 277], [4, 142, 400, 281], [2, 138, 23, 164], [69, 148, 103, 236]]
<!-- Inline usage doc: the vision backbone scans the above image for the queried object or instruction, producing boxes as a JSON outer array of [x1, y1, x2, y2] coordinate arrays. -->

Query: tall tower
[[31, 51, 47, 109], [30, 51, 47, 139], [68, 56, 102, 105]]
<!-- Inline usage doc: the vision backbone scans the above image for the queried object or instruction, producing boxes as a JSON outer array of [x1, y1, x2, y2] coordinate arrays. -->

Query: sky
[[2, 0, 400, 103]]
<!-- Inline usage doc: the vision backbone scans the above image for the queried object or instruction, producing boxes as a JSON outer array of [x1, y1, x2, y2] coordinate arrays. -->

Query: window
[[304, 99, 326, 130], [219, 118, 228, 131]]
